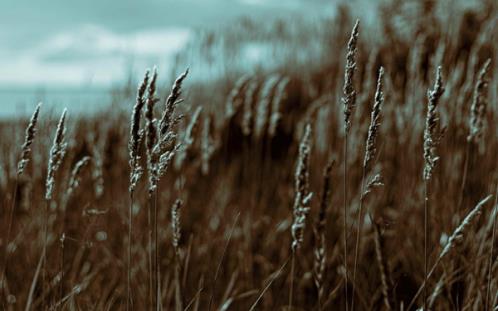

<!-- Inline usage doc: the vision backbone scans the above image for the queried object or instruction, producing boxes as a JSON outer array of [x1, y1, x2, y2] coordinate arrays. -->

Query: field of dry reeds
[[0, 1, 497, 310]]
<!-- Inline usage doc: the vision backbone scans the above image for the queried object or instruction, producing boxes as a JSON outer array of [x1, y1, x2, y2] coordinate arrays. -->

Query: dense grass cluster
[[0, 1, 497, 310]]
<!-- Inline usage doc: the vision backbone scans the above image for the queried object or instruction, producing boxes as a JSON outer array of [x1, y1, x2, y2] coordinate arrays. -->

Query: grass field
[[0, 1, 497, 310]]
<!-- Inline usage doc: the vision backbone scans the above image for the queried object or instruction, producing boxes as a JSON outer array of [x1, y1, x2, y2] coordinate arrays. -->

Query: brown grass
[[0, 1, 497, 310]]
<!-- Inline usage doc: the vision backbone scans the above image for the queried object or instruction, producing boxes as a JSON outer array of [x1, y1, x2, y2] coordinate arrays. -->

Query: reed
[[341, 19, 359, 311], [142, 68, 189, 309], [127, 69, 150, 310], [457, 59, 492, 218], [144, 67, 159, 309], [17, 103, 42, 176], [44, 108, 68, 307], [289, 123, 313, 310], [352, 67, 384, 305], [422, 66, 445, 309]]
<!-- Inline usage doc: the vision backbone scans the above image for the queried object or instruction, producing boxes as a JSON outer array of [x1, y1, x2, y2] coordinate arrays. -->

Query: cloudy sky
[[0, 0, 335, 88]]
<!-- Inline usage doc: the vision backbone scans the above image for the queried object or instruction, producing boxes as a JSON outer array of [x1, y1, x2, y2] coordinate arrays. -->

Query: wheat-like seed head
[[374, 222, 392, 310], [439, 195, 493, 259], [171, 199, 183, 254], [254, 75, 280, 140], [143, 68, 189, 193], [292, 124, 313, 251], [17, 102, 42, 176], [159, 68, 189, 136], [362, 173, 383, 199], [468, 58, 492, 144], [423, 66, 445, 181], [45, 109, 68, 201], [342, 19, 360, 133], [184, 107, 202, 146], [242, 79, 258, 136], [129, 69, 150, 194], [313, 157, 333, 301], [268, 77, 290, 138], [145, 67, 160, 195], [89, 135, 104, 199], [175, 106, 202, 170], [364, 67, 384, 169], [317, 158, 334, 233], [313, 233, 326, 301], [225, 75, 251, 119], [428, 273, 445, 309], [201, 115, 215, 175], [145, 66, 159, 156], [67, 156, 91, 198]]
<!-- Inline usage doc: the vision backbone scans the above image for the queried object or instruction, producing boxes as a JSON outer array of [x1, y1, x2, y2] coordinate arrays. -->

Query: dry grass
[[0, 1, 497, 310]]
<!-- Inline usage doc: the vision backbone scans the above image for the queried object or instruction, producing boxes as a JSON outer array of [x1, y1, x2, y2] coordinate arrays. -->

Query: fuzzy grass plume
[[201, 115, 214, 175], [421, 65, 445, 310], [45, 109, 68, 201], [268, 77, 289, 138], [128, 69, 150, 194], [289, 123, 313, 310], [17, 103, 42, 176], [342, 20, 360, 311], [145, 67, 159, 164], [342, 19, 360, 134], [159, 68, 189, 136], [468, 58, 492, 144], [171, 199, 183, 255], [175, 106, 202, 169], [364, 67, 384, 169], [254, 75, 280, 140], [147, 69, 188, 193], [373, 223, 392, 311], [291, 124, 313, 251], [126, 69, 150, 311], [66, 156, 91, 199], [423, 66, 445, 181], [352, 65, 384, 311]]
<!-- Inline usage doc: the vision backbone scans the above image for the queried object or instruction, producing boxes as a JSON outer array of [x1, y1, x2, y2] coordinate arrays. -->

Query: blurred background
[[2, 0, 487, 118], [0, 0, 348, 118]]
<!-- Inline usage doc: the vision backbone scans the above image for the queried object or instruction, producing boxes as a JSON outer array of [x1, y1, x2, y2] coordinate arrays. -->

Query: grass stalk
[[154, 190, 159, 310], [288, 250, 296, 310], [423, 179, 429, 310], [208, 212, 240, 311], [485, 185, 498, 311], [43, 198, 50, 309], [249, 256, 290, 311], [351, 165, 366, 309], [127, 192, 134, 311], [456, 142, 472, 217], [343, 136, 349, 311], [148, 195, 154, 309]]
